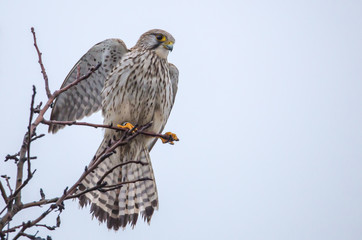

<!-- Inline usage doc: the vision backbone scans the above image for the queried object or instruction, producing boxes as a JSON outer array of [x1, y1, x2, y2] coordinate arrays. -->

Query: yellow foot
[[117, 122, 137, 133], [160, 132, 179, 145]]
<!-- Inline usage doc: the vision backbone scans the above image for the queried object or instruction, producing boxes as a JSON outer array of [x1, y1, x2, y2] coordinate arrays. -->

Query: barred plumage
[[49, 39, 128, 133], [49, 29, 178, 230]]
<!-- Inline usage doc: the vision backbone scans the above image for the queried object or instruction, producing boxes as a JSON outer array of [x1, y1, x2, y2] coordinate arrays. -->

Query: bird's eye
[[156, 34, 166, 42]]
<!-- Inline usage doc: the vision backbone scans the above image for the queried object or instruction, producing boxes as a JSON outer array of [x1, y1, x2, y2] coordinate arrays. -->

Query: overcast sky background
[[1, 0, 362, 239]]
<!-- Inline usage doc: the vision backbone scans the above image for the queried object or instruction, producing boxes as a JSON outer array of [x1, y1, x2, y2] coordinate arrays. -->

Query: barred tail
[[79, 136, 158, 230]]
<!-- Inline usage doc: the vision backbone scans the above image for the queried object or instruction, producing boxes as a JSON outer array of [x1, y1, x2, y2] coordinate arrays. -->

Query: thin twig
[[66, 182, 107, 200], [21, 175, 149, 210], [18, 231, 40, 240], [21, 183, 107, 210], [31, 27, 51, 98], [0, 170, 36, 215], [34, 224, 56, 231], [12, 205, 55, 240], [0, 181, 8, 204], [15, 134, 30, 206], [41, 120, 121, 131], [1, 223, 22, 234], [41, 119, 179, 143], [27, 86, 37, 178], [40, 188, 45, 200], [4, 152, 19, 162], [97, 161, 149, 185], [31, 134, 45, 142], [2, 176, 13, 196], [22, 198, 59, 210], [34, 102, 42, 113], [11, 170, 37, 203], [99, 178, 153, 192]]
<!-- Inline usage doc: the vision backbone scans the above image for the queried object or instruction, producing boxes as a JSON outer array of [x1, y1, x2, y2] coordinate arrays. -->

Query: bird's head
[[135, 29, 175, 59]]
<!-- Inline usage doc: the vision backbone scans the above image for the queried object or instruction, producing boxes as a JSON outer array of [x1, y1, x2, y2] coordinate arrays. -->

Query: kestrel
[[49, 29, 179, 230]]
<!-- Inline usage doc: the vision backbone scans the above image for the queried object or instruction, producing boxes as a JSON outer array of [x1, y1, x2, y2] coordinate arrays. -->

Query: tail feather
[[79, 135, 158, 230]]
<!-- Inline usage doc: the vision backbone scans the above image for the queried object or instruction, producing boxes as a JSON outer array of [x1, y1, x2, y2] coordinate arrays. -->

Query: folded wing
[[147, 63, 179, 151]]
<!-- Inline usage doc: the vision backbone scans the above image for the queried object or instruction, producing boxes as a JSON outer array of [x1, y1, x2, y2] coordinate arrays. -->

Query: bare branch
[[0, 170, 36, 215], [31, 134, 45, 142], [41, 119, 179, 143], [99, 178, 153, 192], [18, 231, 44, 240], [31, 27, 51, 98], [12, 205, 56, 240], [1, 175, 12, 196], [0, 181, 8, 204], [4, 152, 19, 163], [21, 176, 149, 211], [15, 134, 30, 206], [27, 86, 37, 178], [14, 170, 37, 201], [41, 119, 121, 131], [97, 161, 148, 185], [34, 102, 42, 113], [34, 224, 56, 231], [40, 189, 45, 201]]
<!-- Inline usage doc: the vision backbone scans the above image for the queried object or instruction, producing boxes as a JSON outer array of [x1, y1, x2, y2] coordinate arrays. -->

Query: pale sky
[[1, 0, 362, 239]]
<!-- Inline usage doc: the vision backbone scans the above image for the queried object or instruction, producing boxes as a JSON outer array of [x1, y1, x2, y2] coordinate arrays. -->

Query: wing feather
[[49, 39, 128, 133], [168, 63, 179, 104], [147, 63, 179, 151]]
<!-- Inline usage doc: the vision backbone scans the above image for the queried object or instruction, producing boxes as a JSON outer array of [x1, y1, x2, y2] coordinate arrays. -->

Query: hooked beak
[[163, 41, 174, 51]]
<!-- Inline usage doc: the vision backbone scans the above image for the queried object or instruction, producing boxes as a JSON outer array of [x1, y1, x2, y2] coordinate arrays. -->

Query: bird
[[49, 29, 179, 230]]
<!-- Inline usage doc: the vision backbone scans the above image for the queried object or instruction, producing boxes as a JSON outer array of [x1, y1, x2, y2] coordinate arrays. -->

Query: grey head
[[133, 29, 175, 58]]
